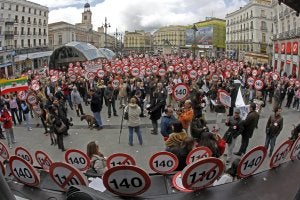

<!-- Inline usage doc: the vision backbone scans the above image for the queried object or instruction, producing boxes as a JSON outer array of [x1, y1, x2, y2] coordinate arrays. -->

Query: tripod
[[118, 105, 126, 144]]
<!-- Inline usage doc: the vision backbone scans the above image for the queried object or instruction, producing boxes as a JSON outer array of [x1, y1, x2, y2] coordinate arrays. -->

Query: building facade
[[0, 0, 50, 77], [153, 25, 186, 54], [270, 0, 300, 77], [226, 0, 273, 64], [124, 30, 152, 54], [48, 3, 115, 51]]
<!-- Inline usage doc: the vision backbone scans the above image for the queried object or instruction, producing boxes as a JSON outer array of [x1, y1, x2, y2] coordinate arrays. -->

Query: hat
[[234, 108, 240, 114]]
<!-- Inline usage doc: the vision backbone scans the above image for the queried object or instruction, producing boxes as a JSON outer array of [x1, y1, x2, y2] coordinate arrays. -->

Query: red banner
[[281, 43, 285, 54], [292, 42, 298, 55], [274, 43, 278, 53], [286, 42, 291, 54]]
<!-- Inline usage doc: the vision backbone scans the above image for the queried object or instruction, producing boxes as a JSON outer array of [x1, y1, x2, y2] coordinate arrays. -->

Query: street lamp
[[114, 28, 121, 55], [191, 24, 198, 60], [103, 17, 110, 48]]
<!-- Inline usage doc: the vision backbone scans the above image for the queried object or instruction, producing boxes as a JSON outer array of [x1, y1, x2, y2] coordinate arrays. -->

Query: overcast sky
[[30, 0, 248, 33]]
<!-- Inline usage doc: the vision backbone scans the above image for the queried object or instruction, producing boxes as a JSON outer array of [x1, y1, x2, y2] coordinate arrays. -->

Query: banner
[[237, 105, 250, 120], [218, 90, 231, 107], [0, 77, 29, 94], [235, 87, 245, 107]]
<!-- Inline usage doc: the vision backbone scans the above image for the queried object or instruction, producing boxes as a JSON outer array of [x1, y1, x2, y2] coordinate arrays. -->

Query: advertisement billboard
[[186, 26, 213, 46]]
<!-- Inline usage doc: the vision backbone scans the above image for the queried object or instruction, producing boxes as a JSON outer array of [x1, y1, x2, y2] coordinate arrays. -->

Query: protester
[[90, 89, 103, 130], [86, 141, 107, 177], [20, 100, 32, 131], [8, 94, 21, 125], [235, 103, 259, 156], [160, 107, 176, 138], [197, 131, 221, 158], [265, 107, 283, 157], [49, 106, 66, 151], [46, 107, 56, 146], [190, 115, 208, 140], [125, 97, 143, 146], [71, 86, 85, 117], [177, 99, 194, 132], [104, 82, 118, 118], [0, 105, 15, 148], [165, 121, 188, 150]]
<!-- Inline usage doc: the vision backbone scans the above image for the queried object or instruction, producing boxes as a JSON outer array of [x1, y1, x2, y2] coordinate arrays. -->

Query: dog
[[80, 115, 97, 129]]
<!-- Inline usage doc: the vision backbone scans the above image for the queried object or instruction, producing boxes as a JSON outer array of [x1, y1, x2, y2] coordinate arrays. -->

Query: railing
[[14, 31, 19, 35], [4, 31, 14, 35], [278, 32, 284, 39], [284, 31, 289, 38], [289, 29, 296, 37], [21, 20, 25, 24]]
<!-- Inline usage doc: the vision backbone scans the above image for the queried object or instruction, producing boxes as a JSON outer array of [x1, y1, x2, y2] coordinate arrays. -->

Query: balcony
[[33, 32, 36, 36], [289, 29, 296, 37], [4, 31, 14, 39], [14, 19, 19, 24], [38, 22, 42, 26], [43, 23, 47, 26], [278, 32, 284, 39], [33, 21, 37, 25], [5, 18, 15, 25], [43, 33, 47, 36], [20, 32, 25, 36], [14, 31, 19, 36], [38, 33, 42, 36]]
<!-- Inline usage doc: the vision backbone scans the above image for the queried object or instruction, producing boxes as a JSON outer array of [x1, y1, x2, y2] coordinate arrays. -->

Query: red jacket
[[0, 110, 13, 129]]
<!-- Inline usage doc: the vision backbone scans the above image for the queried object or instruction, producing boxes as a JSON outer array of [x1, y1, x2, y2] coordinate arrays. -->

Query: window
[[27, 28, 30, 35], [281, 21, 284, 32], [287, 20, 290, 31], [34, 9, 36, 15], [84, 16, 87, 20], [27, 17, 30, 24], [49, 38, 52, 45], [0, 26, 2, 34], [250, 10, 253, 17], [21, 27, 24, 35], [39, 28, 41, 35], [28, 39, 30, 47], [43, 29, 46, 35], [262, 33, 266, 43], [14, 40, 17, 48], [22, 6, 25, 12], [43, 19, 46, 25], [44, 12, 46, 17], [15, 15, 18, 23], [21, 16, 25, 23], [33, 28, 36, 35], [58, 35, 62, 45], [44, 39, 46, 45], [261, 10, 265, 17], [14, 27, 17, 34], [39, 10, 41, 15], [16, 5, 18, 11], [72, 34, 74, 41], [21, 39, 24, 47], [9, 4, 11, 10], [34, 18, 36, 24], [293, 17, 296, 29], [250, 21, 253, 29], [1, 3, 4, 9], [39, 39, 41, 46], [33, 39, 36, 46]]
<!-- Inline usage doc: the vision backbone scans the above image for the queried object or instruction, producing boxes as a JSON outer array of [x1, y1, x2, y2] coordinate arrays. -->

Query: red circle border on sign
[[237, 146, 267, 178], [172, 171, 193, 193], [35, 150, 53, 171], [290, 135, 300, 161], [64, 149, 91, 171], [186, 146, 213, 165], [172, 83, 190, 101], [15, 146, 34, 165], [102, 165, 151, 196], [0, 141, 10, 160], [269, 140, 292, 169], [148, 151, 179, 174], [106, 153, 136, 169]]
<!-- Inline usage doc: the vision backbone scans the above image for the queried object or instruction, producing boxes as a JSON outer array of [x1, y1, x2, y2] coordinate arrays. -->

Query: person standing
[[71, 86, 85, 117], [265, 107, 283, 157], [177, 100, 194, 132], [160, 107, 176, 138], [0, 105, 15, 148], [50, 106, 66, 151], [285, 85, 295, 108], [126, 98, 143, 146], [104, 82, 118, 118], [20, 101, 32, 131], [90, 89, 103, 130], [224, 109, 243, 164], [234, 103, 259, 156], [8, 95, 21, 125]]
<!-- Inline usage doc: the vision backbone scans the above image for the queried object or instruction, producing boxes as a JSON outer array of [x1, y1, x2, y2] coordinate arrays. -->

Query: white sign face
[[131, 67, 140, 77], [102, 165, 151, 196], [27, 94, 37, 105], [149, 152, 179, 174], [106, 153, 136, 169], [9, 156, 40, 187], [172, 83, 189, 101], [64, 149, 90, 171], [15, 147, 33, 165], [35, 150, 53, 171], [96, 69, 105, 78], [269, 140, 292, 169], [247, 77, 255, 86], [49, 162, 88, 190], [188, 70, 198, 79], [172, 172, 193, 192], [168, 66, 174, 72], [186, 147, 213, 165], [145, 67, 152, 75], [254, 79, 264, 90], [17, 91, 27, 101], [252, 69, 258, 76], [158, 68, 166, 77], [0, 141, 10, 160], [237, 146, 267, 178], [112, 79, 120, 89], [69, 74, 77, 82], [32, 105, 43, 116], [152, 65, 158, 73], [181, 158, 224, 190], [290, 135, 300, 161], [50, 75, 58, 82], [31, 83, 40, 91], [218, 90, 231, 107]]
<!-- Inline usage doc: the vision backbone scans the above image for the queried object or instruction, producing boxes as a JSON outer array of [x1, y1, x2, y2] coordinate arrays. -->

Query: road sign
[[290, 135, 300, 161], [69, 74, 77, 82], [35, 150, 53, 171], [254, 79, 264, 90], [15, 147, 33, 165], [9, 156, 40, 187], [218, 90, 231, 107], [112, 79, 120, 89], [149, 151, 179, 174], [86, 72, 96, 80], [272, 73, 279, 81], [0, 141, 9, 160], [152, 65, 158, 73], [31, 83, 40, 91], [131, 67, 140, 77], [168, 65, 174, 72], [17, 91, 27, 101], [175, 65, 181, 73], [172, 83, 189, 101], [26, 93, 38, 105], [269, 140, 292, 169], [102, 165, 151, 196], [181, 157, 224, 190], [145, 67, 152, 75], [202, 67, 208, 75], [64, 149, 90, 171], [186, 147, 213, 165], [252, 69, 258, 76], [50, 75, 58, 82], [0, 161, 5, 176], [67, 70, 74, 77], [237, 146, 267, 178], [247, 77, 255, 86], [172, 172, 193, 192], [49, 162, 88, 190], [96, 69, 105, 78], [32, 105, 43, 116], [182, 74, 189, 82], [188, 69, 198, 79], [106, 153, 136, 169]]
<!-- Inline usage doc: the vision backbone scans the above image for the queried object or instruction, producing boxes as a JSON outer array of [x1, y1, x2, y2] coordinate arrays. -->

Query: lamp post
[[103, 17, 110, 48], [114, 28, 121, 55], [191, 24, 198, 60]]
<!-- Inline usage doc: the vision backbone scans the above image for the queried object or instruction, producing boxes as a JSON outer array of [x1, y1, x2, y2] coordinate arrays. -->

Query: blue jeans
[[265, 134, 277, 155], [128, 126, 143, 145], [93, 112, 103, 128], [24, 113, 31, 130]]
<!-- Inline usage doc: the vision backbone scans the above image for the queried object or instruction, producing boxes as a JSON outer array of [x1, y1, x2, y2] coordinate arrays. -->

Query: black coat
[[242, 111, 259, 138], [91, 94, 102, 113]]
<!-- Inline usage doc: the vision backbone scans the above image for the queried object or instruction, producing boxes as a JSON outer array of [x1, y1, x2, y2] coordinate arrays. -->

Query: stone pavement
[[2, 100, 299, 173]]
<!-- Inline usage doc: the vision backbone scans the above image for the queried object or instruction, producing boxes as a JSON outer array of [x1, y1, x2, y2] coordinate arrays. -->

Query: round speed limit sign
[[149, 151, 179, 174], [237, 146, 267, 178], [247, 77, 255, 86], [17, 91, 27, 101], [106, 153, 136, 169], [103, 165, 151, 196], [131, 67, 140, 77], [15, 146, 34, 165], [290, 135, 300, 161], [112, 79, 120, 89], [172, 83, 189, 101], [270, 140, 292, 169], [254, 79, 264, 90], [0, 141, 10, 160], [172, 172, 193, 192], [64, 149, 90, 171], [9, 156, 40, 187], [27, 93, 37, 105], [96, 69, 105, 78], [186, 147, 212, 165], [181, 157, 224, 190], [35, 150, 53, 171]]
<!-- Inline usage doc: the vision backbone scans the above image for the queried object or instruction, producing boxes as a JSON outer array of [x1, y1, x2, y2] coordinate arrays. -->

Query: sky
[[30, 0, 248, 33]]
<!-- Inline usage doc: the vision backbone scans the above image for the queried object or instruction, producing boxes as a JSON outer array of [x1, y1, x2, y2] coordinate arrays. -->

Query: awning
[[14, 51, 53, 62], [0, 62, 12, 68]]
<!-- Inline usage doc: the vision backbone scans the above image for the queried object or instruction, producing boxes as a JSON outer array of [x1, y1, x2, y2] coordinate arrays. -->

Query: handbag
[[55, 120, 67, 134]]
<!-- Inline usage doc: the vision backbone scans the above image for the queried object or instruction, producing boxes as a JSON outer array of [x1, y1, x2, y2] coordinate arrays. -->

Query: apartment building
[[123, 30, 152, 54]]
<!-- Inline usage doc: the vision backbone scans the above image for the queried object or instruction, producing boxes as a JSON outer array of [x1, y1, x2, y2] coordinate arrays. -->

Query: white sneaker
[[28, 128, 32, 131], [9, 145, 12, 149]]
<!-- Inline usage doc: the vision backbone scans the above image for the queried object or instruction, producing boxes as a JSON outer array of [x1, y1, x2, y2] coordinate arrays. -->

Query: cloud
[[33, 0, 248, 33]]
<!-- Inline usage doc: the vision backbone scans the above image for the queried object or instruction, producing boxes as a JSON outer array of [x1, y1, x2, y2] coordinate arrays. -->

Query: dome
[[84, 3, 90, 8]]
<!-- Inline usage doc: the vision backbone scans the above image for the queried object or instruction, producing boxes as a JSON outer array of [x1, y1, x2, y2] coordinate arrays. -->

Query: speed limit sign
[[103, 165, 151, 196], [27, 93, 37, 105], [269, 140, 292, 169], [172, 83, 189, 101], [9, 156, 40, 187], [254, 79, 264, 90], [15, 147, 34, 165], [112, 79, 120, 89], [106, 153, 136, 169], [35, 150, 53, 171], [172, 172, 193, 192], [149, 151, 179, 174], [131, 67, 140, 76], [181, 157, 224, 190], [247, 77, 255, 86], [0, 141, 10, 160], [145, 67, 152, 75], [64, 149, 90, 171], [96, 69, 105, 78], [188, 70, 198, 79], [186, 147, 212, 165], [17, 91, 27, 101], [290, 135, 300, 161], [237, 146, 267, 178], [158, 68, 166, 77]]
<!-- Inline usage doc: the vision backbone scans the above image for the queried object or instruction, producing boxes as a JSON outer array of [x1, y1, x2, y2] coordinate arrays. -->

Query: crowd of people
[[0, 54, 299, 183]]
